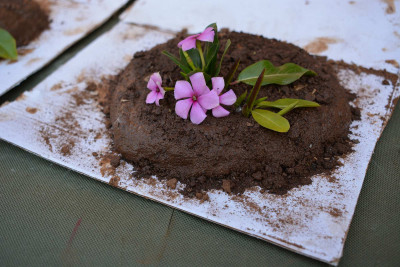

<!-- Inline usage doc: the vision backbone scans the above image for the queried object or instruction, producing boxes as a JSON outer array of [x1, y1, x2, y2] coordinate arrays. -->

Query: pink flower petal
[[155, 92, 164, 106], [174, 81, 193, 100], [178, 35, 198, 51], [212, 105, 230, 118], [189, 72, 210, 96], [219, 89, 237, 106], [190, 101, 207, 124], [175, 98, 193, 119], [146, 91, 158, 104], [147, 73, 159, 91], [197, 90, 219, 110], [197, 27, 215, 42], [211, 77, 225, 95]]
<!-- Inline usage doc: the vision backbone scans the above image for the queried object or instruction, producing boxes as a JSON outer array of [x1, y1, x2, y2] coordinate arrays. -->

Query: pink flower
[[174, 72, 219, 124], [177, 27, 215, 51], [210, 77, 237, 117], [146, 72, 165, 106]]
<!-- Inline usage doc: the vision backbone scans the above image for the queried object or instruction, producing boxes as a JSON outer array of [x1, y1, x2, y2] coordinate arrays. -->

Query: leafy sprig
[[162, 23, 231, 83]]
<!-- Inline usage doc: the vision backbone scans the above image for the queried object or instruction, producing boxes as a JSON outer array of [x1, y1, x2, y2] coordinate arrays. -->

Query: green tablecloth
[[1, 14, 399, 267]]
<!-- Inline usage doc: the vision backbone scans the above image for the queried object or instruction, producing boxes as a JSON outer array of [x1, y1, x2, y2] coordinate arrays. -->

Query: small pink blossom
[[177, 27, 215, 51], [210, 77, 237, 117], [174, 72, 219, 124], [146, 72, 165, 106]]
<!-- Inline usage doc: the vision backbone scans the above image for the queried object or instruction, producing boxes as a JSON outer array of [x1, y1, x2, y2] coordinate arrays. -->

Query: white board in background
[[121, 0, 400, 74], [0, 0, 129, 96], [0, 21, 398, 265]]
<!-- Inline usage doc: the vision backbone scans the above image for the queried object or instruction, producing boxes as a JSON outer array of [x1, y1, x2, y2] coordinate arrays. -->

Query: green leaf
[[277, 100, 299, 116], [252, 109, 290, 133], [224, 59, 240, 90], [234, 90, 247, 108], [179, 49, 192, 73], [186, 49, 202, 69], [242, 69, 265, 117], [162, 50, 191, 73], [0, 28, 17, 60], [256, 98, 320, 109], [237, 60, 317, 86], [253, 97, 268, 107], [215, 39, 231, 76]]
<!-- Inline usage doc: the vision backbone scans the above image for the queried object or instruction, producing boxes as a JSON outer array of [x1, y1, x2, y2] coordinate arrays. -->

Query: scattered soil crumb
[[109, 176, 120, 187], [25, 107, 37, 114], [50, 83, 63, 91], [382, 79, 390, 85], [60, 141, 74, 156], [349, 1, 355, 4], [16, 93, 26, 101], [382, 0, 396, 14], [385, 59, 399, 68], [166, 178, 178, 189], [92, 152, 98, 157], [222, 180, 232, 194], [304, 37, 339, 54], [329, 207, 343, 217]]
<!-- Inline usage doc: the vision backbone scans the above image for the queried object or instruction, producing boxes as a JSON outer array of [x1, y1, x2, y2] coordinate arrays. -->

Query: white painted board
[[0, 22, 398, 265], [0, 0, 129, 96], [121, 0, 400, 73]]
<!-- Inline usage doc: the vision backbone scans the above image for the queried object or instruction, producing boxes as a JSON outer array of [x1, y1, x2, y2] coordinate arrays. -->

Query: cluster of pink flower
[[145, 28, 237, 125]]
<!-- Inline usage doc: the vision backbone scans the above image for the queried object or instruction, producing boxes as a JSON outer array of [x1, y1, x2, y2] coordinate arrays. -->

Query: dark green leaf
[[252, 109, 290, 132], [179, 49, 192, 72], [162, 50, 191, 73], [0, 28, 17, 60], [234, 90, 247, 108], [237, 60, 317, 86], [256, 98, 320, 109], [186, 49, 202, 69], [242, 69, 265, 117], [215, 39, 231, 76], [253, 97, 268, 107], [224, 59, 240, 90]]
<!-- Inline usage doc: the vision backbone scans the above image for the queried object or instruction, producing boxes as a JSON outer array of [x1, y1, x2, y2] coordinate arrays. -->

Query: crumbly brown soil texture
[[0, 0, 50, 47], [105, 30, 360, 197]]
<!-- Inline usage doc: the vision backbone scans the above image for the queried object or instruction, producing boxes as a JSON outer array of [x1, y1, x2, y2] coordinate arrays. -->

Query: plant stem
[[242, 69, 265, 117], [183, 50, 196, 70], [164, 87, 174, 91], [196, 40, 206, 70]]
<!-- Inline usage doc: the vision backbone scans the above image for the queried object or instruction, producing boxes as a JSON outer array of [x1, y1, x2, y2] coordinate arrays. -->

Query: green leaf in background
[[252, 109, 290, 132], [234, 90, 247, 108], [237, 60, 317, 86], [256, 98, 320, 109], [0, 28, 17, 60], [215, 39, 231, 76], [253, 96, 268, 107], [162, 50, 191, 73]]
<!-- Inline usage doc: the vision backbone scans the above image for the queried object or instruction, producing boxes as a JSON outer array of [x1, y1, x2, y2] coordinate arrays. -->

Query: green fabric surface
[[1, 104, 399, 266]]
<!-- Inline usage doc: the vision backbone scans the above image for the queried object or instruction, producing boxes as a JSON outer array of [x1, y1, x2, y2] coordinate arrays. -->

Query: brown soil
[[0, 0, 50, 47], [103, 30, 361, 197]]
